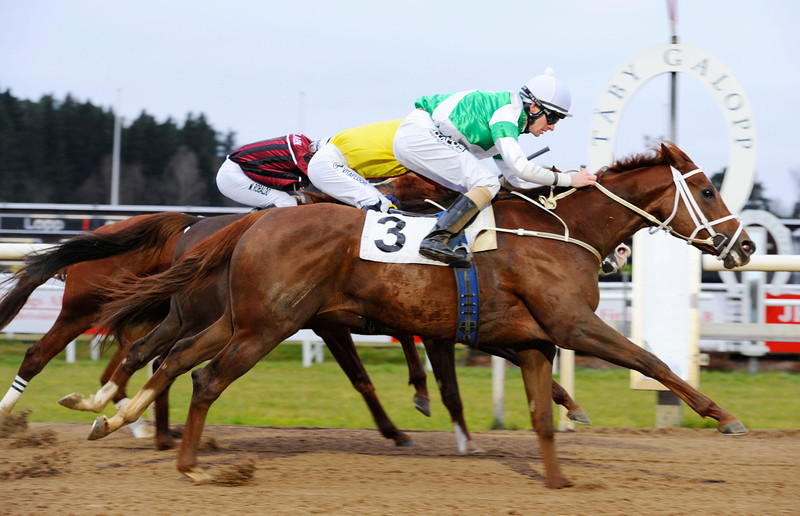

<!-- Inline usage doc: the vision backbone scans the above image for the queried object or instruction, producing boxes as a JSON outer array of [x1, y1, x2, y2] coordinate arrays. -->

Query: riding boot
[[419, 194, 481, 266]]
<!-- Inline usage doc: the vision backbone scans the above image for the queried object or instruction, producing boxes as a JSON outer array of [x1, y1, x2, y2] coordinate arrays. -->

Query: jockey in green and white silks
[[392, 67, 598, 266]]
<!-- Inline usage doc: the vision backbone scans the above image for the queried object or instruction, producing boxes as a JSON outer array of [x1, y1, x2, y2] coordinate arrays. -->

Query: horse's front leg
[[554, 313, 746, 434], [517, 347, 573, 489], [421, 339, 472, 454]]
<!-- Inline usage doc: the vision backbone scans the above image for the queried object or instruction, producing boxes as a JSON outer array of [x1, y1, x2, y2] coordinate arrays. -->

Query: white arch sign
[[588, 43, 757, 213]]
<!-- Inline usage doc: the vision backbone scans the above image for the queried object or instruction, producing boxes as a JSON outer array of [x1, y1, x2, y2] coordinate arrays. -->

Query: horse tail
[[22, 212, 200, 280], [98, 210, 268, 337], [0, 212, 199, 330]]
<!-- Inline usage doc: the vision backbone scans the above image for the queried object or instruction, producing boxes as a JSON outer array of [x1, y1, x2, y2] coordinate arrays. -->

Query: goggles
[[521, 86, 566, 126]]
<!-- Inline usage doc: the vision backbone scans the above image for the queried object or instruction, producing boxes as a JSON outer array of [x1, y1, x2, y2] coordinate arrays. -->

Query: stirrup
[[420, 238, 471, 267]]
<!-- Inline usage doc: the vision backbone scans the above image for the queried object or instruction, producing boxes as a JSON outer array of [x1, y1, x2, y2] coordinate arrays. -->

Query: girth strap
[[453, 261, 479, 348]]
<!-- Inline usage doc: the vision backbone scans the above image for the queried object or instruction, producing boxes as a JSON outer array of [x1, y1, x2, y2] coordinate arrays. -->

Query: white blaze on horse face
[[529, 399, 536, 414], [453, 422, 469, 454]]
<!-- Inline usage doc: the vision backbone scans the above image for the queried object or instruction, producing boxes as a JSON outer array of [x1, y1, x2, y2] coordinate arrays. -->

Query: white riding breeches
[[393, 109, 501, 197], [216, 158, 299, 209], [307, 142, 390, 212]]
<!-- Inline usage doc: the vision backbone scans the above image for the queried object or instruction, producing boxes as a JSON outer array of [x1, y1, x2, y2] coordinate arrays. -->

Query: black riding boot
[[419, 194, 481, 266]]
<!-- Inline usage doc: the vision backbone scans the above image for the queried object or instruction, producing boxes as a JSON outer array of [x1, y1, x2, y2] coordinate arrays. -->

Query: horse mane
[[494, 143, 675, 202]]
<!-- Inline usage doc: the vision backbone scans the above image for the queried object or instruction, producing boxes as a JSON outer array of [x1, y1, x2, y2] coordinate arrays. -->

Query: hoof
[[57, 393, 84, 410], [182, 468, 213, 484], [547, 477, 575, 489], [129, 420, 155, 439], [414, 395, 431, 417], [155, 437, 177, 451], [395, 438, 416, 447], [88, 416, 110, 440], [719, 419, 748, 435], [567, 410, 591, 426]]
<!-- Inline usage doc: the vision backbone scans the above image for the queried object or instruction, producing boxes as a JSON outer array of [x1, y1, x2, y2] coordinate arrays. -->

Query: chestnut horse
[[61, 213, 432, 448], [0, 176, 586, 443], [0, 206, 435, 440], [88, 143, 754, 487], [66, 187, 589, 450]]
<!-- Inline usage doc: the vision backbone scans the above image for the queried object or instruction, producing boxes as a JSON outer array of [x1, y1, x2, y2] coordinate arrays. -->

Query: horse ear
[[660, 142, 675, 166], [660, 141, 692, 170]]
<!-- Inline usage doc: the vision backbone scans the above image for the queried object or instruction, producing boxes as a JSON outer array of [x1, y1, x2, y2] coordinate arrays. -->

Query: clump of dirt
[[11, 429, 58, 448], [0, 409, 30, 437], [0, 449, 71, 480], [211, 458, 256, 486], [200, 436, 219, 451]]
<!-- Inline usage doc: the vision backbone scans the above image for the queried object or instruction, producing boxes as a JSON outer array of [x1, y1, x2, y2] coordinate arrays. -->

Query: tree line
[[0, 90, 237, 206], [0, 89, 782, 213]]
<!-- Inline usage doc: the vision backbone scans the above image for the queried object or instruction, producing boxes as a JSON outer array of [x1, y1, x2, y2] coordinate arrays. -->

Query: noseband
[[593, 166, 744, 261]]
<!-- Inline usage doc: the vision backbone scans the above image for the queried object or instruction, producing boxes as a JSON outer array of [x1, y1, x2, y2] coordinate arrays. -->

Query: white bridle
[[593, 166, 744, 261]]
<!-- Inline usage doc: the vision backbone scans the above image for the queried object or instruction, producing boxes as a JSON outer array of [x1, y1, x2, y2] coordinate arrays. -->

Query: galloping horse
[[0, 174, 586, 445], [88, 142, 754, 487], [63, 213, 432, 448], [0, 200, 436, 440], [70, 187, 589, 450]]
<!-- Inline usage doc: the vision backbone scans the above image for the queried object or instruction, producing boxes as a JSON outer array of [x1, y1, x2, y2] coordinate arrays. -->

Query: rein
[[483, 165, 743, 263]]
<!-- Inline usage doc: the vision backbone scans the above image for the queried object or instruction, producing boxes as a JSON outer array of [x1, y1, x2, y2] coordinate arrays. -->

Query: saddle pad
[[359, 205, 497, 266]]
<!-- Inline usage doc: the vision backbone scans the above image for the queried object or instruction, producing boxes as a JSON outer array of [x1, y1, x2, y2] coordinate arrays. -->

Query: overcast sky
[[2, 1, 799, 213]]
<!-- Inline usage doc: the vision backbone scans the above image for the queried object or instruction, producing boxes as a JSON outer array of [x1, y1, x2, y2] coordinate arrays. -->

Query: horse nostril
[[741, 240, 756, 256]]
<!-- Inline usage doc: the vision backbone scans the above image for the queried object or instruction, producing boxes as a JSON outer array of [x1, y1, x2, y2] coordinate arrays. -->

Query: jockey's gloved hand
[[385, 195, 399, 210]]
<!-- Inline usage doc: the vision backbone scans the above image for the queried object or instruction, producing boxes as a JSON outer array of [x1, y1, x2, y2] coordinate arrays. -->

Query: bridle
[[493, 164, 744, 263], [593, 166, 743, 260]]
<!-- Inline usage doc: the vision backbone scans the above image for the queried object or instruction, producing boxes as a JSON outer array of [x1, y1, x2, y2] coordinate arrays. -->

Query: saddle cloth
[[359, 205, 497, 266]]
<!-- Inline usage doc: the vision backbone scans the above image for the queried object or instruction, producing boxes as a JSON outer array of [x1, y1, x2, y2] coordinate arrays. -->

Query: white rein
[[485, 166, 744, 263]]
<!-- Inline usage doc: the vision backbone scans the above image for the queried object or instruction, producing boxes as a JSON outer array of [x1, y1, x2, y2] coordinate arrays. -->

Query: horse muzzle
[[721, 237, 756, 269]]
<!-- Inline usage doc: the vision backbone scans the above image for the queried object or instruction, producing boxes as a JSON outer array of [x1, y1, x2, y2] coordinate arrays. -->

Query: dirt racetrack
[[1, 418, 798, 515]]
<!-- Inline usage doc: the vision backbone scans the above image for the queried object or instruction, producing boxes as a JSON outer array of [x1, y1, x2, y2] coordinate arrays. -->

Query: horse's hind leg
[[313, 325, 414, 446], [551, 379, 591, 426], [88, 314, 233, 440], [517, 347, 572, 489], [177, 329, 285, 481], [396, 334, 430, 416], [421, 339, 473, 454]]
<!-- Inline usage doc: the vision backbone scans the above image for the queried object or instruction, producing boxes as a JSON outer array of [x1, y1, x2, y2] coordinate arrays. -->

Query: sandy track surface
[[1, 420, 798, 515]]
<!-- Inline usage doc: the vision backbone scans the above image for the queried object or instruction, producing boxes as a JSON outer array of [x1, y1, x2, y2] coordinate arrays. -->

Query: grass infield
[[1, 339, 798, 430]]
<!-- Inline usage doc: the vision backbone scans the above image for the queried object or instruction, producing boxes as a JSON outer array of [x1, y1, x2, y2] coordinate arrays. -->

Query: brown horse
[[60, 213, 432, 448], [71, 182, 588, 449], [0, 212, 200, 423], [88, 142, 754, 487]]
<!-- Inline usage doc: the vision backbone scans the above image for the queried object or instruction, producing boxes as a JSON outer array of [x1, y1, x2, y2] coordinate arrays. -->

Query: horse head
[[596, 142, 755, 269]]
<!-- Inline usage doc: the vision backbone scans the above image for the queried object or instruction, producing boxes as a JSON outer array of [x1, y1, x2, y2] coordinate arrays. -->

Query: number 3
[[374, 216, 406, 253]]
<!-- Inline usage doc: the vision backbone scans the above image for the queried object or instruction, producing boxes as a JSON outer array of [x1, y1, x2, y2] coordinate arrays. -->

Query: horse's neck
[[494, 170, 664, 258]]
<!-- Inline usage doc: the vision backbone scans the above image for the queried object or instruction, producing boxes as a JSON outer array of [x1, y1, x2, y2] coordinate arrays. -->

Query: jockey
[[306, 119, 407, 212], [216, 134, 315, 209], [393, 67, 598, 266]]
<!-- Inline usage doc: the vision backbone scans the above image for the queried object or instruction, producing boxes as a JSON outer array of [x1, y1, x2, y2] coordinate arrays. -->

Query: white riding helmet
[[520, 67, 572, 117]]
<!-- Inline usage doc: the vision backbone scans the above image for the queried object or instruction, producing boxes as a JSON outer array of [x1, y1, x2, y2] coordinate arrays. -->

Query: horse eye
[[701, 188, 714, 200]]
